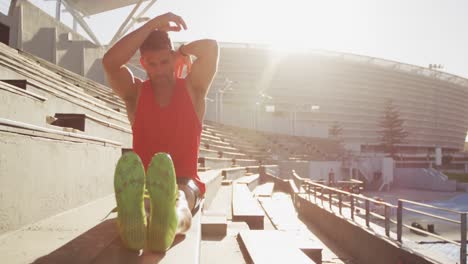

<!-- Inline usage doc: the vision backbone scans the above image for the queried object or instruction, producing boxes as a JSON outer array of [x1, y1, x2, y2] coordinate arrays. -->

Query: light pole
[[254, 102, 259, 130], [205, 97, 215, 120], [216, 78, 233, 123], [256, 93, 273, 131]]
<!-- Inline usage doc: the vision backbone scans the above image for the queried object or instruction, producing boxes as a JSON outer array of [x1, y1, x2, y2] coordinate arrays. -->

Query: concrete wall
[[83, 46, 106, 85], [308, 161, 343, 181], [0, 130, 121, 235], [279, 160, 309, 179], [0, 8, 20, 48], [20, 1, 83, 69], [0, 82, 48, 125], [457, 182, 468, 192], [394, 168, 457, 192], [278, 160, 349, 181], [6, 1, 107, 85], [85, 116, 132, 148]]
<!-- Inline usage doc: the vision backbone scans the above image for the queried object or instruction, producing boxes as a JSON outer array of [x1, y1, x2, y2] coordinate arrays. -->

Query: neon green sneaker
[[146, 153, 179, 252], [114, 151, 146, 250]]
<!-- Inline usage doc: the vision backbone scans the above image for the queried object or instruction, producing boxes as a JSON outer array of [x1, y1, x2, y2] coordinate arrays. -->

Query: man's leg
[[175, 189, 192, 234], [146, 153, 179, 252], [114, 151, 146, 251], [144, 188, 193, 236], [175, 178, 202, 234]]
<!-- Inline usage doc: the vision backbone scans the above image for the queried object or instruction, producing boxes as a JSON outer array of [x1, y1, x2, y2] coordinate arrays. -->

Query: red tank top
[[132, 78, 205, 195]]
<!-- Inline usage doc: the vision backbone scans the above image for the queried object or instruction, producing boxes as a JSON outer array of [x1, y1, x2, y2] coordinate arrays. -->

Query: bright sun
[[228, 0, 352, 53]]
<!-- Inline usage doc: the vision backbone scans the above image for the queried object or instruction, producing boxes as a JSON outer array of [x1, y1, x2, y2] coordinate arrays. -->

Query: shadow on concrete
[[201, 234, 227, 241], [22, 27, 55, 63], [31, 218, 187, 264], [298, 210, 357, 264], [84, 57, 105, 85]]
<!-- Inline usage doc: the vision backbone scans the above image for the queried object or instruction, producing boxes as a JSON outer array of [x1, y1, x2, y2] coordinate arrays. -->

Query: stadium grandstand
[[207, 43, 468, 155], [0, 1, 467, 264]]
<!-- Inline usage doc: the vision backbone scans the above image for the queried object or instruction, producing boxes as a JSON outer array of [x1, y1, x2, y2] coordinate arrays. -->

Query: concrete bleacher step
[[253, 183, 275, 197], [219, 150, 247, 159], [0, 75, 129, 128], [0, 195, 117, 264], [201, 137, 231, 147], [237, 230, 316, 264], [9, 197, 203, 264], [232, 183, 264, 230], [234, 158, 259, 167], [257, 188, 324, 263], [0, 118, 121, 239], [198, 157, 233, 169], [199, 147, 219, 158], [1, 79, 27, 89], [14, 48, 124, 111], [235, 174, 260, 191], [222, 167, 247, 181], [92, 206, 203, 264], [201, 211, 227, 238], [204, 143, 239, 153], [207, 131, 234, 142], [245, 166, 260, 174], [0, 80, 48, 125], [0, 45, 129, 126], [0, 53, 108, 109], [50, 113, 132, 147], [198, 170, 224, 210], [200, 132, 222, 141], [234, 143, 265, 153], [1, 169, 223, 264], [197, 167, 212, 172]]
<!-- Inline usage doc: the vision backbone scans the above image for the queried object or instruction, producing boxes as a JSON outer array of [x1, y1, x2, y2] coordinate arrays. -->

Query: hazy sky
[[25, 0, 468, 80]]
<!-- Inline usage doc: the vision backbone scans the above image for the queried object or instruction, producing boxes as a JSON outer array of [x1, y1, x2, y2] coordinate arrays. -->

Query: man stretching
[[102, 12, 219, 252]]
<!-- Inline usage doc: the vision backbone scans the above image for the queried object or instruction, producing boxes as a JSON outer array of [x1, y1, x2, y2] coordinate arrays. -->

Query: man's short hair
[[140, 30, 173, 54]]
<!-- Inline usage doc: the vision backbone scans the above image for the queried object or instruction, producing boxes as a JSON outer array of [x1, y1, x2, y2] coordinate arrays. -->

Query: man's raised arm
[[102, 13, 187, 101], [181, 39, 219, 98]]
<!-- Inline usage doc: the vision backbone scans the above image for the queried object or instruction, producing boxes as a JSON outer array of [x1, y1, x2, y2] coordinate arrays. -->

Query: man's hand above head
[[102, 12, 188, 102], [174, 45, 193, 78], [181, 40, 219, 98], [149, 12, 188, 32]]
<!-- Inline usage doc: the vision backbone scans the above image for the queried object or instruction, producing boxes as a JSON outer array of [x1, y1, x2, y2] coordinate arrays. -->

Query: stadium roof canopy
[[66, 0, 151, 16], [55, 0, 157, 46]]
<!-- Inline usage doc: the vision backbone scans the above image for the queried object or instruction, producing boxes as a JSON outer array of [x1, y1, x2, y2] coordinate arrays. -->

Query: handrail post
[[461, 212, 467, 264], [351, 196, 355, 220], [385, 205, 390, 237], [329, 191, 332, 210], [338, 193, 342, 215], [365, 200, 370, 227], [397, 200, 403, 242], [313, 186, 317, 204], [321, 188, 324, 207]]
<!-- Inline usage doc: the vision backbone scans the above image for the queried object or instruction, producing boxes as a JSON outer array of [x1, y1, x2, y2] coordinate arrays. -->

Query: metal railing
[[397, 199, 467, 264], [292, 170, 467, 264]]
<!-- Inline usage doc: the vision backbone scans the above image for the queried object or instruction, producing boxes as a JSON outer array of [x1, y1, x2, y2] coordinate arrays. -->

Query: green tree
[[378, 99, 408, 158]]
